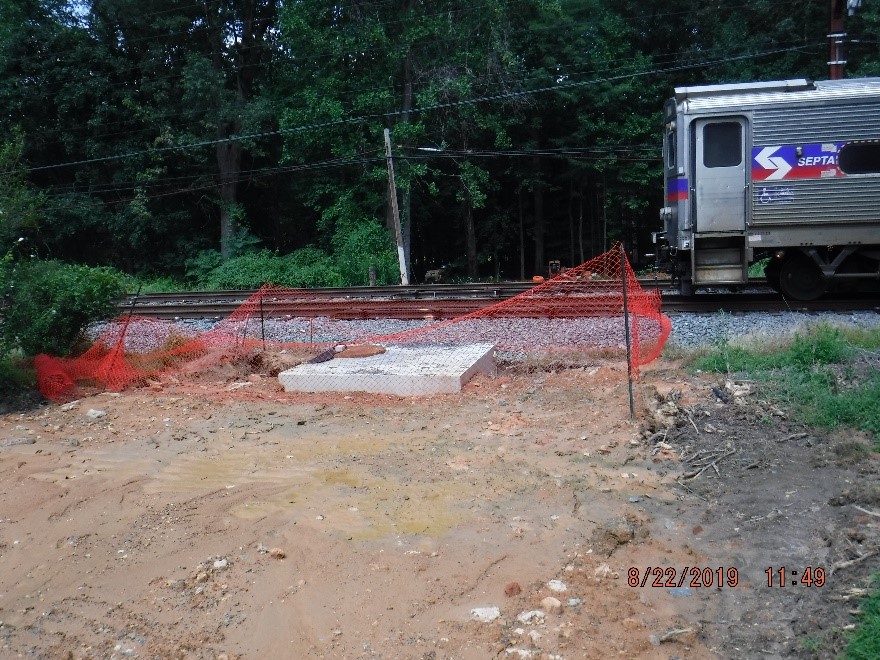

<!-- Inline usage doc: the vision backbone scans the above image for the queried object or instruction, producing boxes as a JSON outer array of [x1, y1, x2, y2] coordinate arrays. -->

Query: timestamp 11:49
[[766, 566, 826, 587]]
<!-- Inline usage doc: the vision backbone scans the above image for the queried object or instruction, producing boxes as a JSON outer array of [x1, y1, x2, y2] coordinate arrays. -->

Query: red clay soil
[[0, 358, 877, 659]]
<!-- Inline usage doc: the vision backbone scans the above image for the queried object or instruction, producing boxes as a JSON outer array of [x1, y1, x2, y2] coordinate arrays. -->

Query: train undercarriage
[[655, 239, 880, 301]]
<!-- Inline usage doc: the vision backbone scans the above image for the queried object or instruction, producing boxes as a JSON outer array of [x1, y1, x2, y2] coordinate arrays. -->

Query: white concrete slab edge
[[278, 343, 497, 396]]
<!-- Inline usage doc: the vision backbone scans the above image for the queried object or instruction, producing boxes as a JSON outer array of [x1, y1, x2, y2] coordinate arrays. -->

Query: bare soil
[[0, 357, 878, 659]]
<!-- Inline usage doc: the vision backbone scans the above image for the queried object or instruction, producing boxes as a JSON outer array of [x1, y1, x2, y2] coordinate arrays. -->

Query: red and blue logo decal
[[752, 143, 845, 181], [666, 178, 689, 202]]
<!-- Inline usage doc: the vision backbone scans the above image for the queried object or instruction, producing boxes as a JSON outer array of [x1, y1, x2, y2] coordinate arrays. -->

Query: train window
[[665, 130, 676, 169], [703, 122, 742, 168], [839, 142, 880, 174]]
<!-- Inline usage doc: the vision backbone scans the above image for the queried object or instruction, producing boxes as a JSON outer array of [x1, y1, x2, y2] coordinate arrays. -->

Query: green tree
[[278, 0, 539, 280], [0, 0, 863, 285], [0, 128, 46, 252], [0, 0, 287, 271], [849, 1, 880, 77]]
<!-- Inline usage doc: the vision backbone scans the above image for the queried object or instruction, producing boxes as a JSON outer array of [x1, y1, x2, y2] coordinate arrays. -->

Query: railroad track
[[118, 282, 879, 320], [661, 293, 880, 313]]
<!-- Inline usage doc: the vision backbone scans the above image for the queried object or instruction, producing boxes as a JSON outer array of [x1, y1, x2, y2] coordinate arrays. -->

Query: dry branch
[[659, 627, 695, 643], [681, 448, 737, 480], [832, 549, 878, 574], [852, 505, 880, 518]]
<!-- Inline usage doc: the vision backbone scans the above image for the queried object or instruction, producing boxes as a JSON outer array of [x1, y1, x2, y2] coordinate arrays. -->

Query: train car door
[[693, 117, 748, 232]]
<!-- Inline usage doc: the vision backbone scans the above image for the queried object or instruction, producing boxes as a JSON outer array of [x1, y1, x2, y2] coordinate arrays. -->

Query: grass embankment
[[847, 573, 880, 660], [684, 323, 880, 657], [688, 323, 880, 438]]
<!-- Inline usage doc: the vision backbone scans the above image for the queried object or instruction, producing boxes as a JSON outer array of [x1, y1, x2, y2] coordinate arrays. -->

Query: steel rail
[[116, 289, 878, 320], [119, 277, 701, 306], [661, 293, 880, 313], [121, 282, 541, 306]]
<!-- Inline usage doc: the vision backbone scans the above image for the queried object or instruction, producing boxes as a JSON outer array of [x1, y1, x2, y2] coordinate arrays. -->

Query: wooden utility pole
[[829, 0, 864, 79], [829, 0, 847, 80], [384, 128, 410, 285]]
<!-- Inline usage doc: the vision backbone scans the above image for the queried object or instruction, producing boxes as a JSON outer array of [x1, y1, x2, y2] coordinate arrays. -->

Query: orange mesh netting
[[34, 244, 671, 401]]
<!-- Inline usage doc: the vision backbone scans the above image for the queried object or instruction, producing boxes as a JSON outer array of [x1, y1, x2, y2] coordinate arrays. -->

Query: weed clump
[[686, 323, 880, 443]]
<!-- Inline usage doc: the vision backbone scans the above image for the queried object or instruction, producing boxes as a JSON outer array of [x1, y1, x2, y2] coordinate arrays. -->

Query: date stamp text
[[627, 566, 740, 588]]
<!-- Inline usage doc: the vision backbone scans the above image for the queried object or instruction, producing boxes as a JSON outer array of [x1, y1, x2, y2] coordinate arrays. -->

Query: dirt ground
[[0, 356, 878, 659]]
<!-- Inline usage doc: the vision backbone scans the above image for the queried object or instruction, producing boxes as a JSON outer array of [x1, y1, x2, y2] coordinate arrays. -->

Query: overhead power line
[[38, 144, 660, 205], [13, 43, 818, 176]]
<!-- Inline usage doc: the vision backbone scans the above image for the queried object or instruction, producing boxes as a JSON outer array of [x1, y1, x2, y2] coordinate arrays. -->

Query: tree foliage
[[1, 258, 125, 356], [0, 0, 875, 286]]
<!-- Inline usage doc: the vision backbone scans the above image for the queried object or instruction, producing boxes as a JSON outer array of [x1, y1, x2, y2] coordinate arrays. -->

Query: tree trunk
[[217, 139, 242, 260], [568, 179, 575, 268], [463, 200, 478, 278], [206, 0, 276, 260], [577, 179, 585, 264], [518, 188, 525, 280], [532, 172, 545, 275], [400, 44, 414, 271]]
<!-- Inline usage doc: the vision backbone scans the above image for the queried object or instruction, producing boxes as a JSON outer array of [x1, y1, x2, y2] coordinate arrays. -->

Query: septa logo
[[752, 143, 844, 181]]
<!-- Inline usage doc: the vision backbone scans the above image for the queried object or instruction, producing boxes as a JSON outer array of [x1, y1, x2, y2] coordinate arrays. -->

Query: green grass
[[687, 325, 880, 658], [748, 256, 770, 278], [127, 275, 185, 293], [0, 353, 35, 394], [800, 635, 822, 653], [847, 574, 880, 659], [687, 323, 880, 440]]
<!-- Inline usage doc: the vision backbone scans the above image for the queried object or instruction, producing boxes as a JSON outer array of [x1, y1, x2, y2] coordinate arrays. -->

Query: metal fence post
[[620, 244, 635, 420]]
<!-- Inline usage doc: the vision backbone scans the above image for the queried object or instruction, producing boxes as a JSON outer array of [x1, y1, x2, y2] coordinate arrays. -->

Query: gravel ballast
[[667, 310, 880, 349], [87, 310, 880, 357]]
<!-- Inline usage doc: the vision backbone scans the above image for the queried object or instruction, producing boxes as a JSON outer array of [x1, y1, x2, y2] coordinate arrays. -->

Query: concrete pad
[[278, 343, 496, 396]]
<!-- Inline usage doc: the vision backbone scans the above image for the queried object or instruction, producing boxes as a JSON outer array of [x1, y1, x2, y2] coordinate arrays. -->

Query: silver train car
[[654, 78, 880, 300]]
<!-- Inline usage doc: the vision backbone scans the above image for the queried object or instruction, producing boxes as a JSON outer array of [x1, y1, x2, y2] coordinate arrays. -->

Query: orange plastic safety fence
[[34, 244, 670, 401]]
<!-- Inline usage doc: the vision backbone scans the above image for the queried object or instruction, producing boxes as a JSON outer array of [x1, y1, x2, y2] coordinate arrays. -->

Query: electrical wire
[[6, 0, 817, 109], [11, 42, 818, 177], [5, 0, 829, 166], [35, 143, 661, 209]]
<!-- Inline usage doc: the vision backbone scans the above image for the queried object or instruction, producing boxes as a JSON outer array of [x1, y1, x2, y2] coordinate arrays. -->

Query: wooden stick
[[853, 505, 880, 518], [674, 480, 708, 501], [777, 432, 808, 443], [832, 550, 878, 574], [659, 628, 695, 643], [685, 410, 700, 434], [681, 449, 736, 480], [646, 430, 668, 444]]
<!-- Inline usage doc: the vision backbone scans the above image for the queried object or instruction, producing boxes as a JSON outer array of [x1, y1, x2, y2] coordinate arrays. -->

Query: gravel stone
[[0, 438, 36, 448], [667, 310, 880, 349], [546, 579, 567, 593], [87, 309, 880, 363], [540, 596, 563, 614], [470, 606, 501, 622]]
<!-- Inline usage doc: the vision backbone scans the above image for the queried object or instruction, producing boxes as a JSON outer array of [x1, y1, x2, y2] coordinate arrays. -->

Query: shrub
[[283, 247, 345, 288], [748, 257, 770, 278], [0, 353, 34, 393], [332, 221, 399, 286], [133, 276, 184, 293], [195, 248, 344, 289], [184, 249, 224, 285], [1, 259, 126, 356]]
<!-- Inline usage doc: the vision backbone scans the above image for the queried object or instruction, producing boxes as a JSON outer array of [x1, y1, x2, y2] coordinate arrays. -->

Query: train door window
[[703, 122, 742, 168], [839, 141, 880, 174], [665, 128, 676, 169]]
